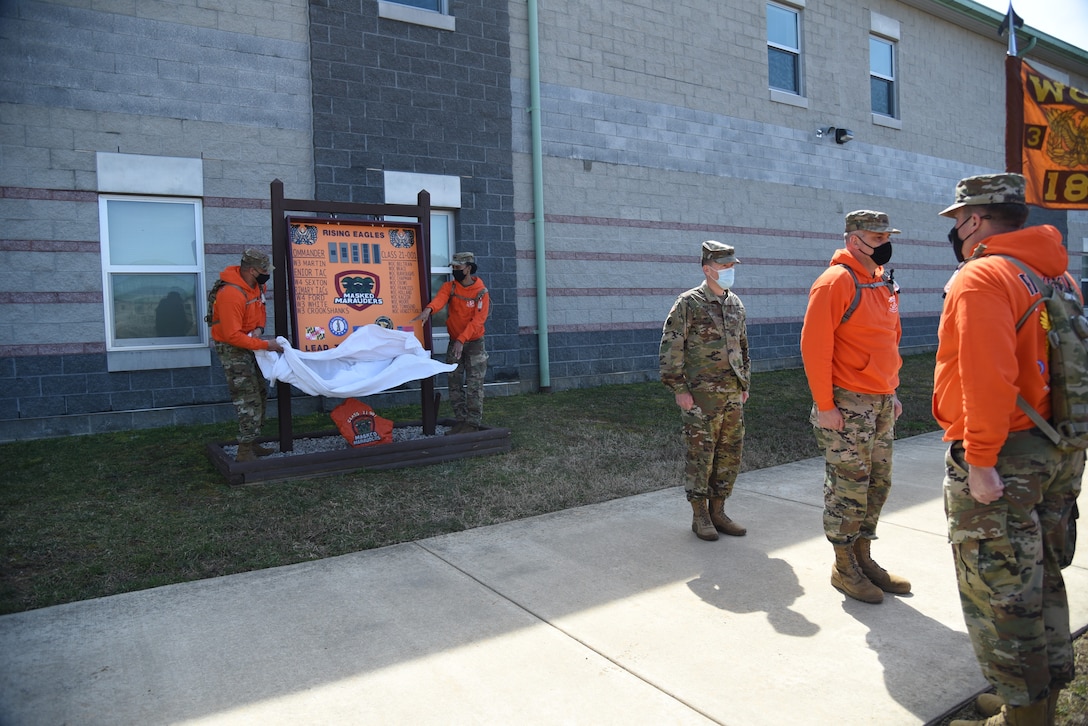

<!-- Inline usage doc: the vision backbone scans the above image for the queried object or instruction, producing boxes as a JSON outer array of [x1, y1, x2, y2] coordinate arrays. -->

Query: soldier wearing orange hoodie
[[412, 252, 490, 433], [936, 173, 1084, 726], [210, 248, 283, 462], [801, 210, 908, 605]]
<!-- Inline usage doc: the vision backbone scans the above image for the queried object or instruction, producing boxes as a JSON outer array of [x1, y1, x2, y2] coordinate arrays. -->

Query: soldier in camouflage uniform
[[412, 251, 490, 434], [660, 240, 751, 541], [800, 210, 908, 604], [936, 174, 1084, 726], [209, 248, 283, 462]]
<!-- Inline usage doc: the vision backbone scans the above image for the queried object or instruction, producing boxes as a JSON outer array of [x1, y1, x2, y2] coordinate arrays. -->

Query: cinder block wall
[[1, 0, 1085, 440], [0, 0, 315, 440], [506, 0, 1084, 390], [308, 0, 519, 384]]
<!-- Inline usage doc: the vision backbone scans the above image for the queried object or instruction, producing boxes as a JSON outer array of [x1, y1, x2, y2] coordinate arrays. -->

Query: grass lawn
[[1, 353, 936, 615]]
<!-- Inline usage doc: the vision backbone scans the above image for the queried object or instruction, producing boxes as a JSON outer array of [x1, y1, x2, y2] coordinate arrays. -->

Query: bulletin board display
[[286, 218, 427, 350]]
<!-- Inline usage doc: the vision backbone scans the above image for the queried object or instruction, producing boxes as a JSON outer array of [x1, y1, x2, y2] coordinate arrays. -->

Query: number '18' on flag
[[1006, 57, 1088, 209]]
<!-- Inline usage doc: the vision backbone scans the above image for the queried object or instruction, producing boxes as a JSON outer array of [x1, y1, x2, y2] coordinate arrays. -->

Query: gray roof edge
[[900, 0, 1088, 74]]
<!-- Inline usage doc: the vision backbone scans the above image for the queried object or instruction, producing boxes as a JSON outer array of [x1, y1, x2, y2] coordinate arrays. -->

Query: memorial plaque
[[287, 218, 427, 350]]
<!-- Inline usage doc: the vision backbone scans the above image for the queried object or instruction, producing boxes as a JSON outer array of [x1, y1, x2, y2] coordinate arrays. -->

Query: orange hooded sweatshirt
[[426, 276, 489, 344], [933, 224, 1074, 467], [800, 248, 902, 411], [209, 265, 273, 352]]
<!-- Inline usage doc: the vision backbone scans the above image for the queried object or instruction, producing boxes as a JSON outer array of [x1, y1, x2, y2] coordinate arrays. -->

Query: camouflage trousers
[[944, 429, 1084, 706], [679, 384, 745, 501], [214, 342, 267, 444], [447, 338, 487, 426], [811, 387, 895, 545]]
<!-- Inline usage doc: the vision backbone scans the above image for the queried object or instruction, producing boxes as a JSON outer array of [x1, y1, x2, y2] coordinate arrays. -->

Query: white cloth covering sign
[[255, 325, 456, 398]]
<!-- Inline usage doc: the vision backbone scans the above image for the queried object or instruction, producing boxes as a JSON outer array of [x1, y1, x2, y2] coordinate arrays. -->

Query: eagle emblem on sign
[[389, 228, 415, 249], [291, 224, 318, 245]]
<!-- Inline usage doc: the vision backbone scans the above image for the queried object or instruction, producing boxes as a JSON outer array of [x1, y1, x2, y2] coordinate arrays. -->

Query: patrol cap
[[240, 248, 271, 271], [939, 173, 1026, 217], [701, 240, 740, 265], [845, 210, 900, 234], [452, 252, 476, 266]]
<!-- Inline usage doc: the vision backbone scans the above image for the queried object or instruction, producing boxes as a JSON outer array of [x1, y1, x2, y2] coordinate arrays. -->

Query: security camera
[[835, 128, 854, 144]]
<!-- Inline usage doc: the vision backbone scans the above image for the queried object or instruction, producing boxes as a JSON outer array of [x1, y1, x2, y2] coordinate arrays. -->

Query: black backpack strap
[[206, 281, 247, 327], [837, 264, 893, 324]]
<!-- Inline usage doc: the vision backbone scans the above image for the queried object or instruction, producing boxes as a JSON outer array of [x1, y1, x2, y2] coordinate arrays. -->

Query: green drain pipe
[[527, 0, 551, 391]]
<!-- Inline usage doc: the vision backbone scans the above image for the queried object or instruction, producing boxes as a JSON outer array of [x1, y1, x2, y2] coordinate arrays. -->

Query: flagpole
[[999, 1, 1023, 56], [1006, 3, 1017, 56], [1002, 2, 1023, 173]]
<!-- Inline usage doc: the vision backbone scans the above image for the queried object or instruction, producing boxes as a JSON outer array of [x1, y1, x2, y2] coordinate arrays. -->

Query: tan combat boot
[[975, 693, 1003, 717], [950, 698, 1048, 726], [831, 543, 883, 603], [235, 443, 256, 462], [708, 497, 747, 536], [252, 442, 276, 456], [690, 499, 718, 541], [853, 537, 911, 594]]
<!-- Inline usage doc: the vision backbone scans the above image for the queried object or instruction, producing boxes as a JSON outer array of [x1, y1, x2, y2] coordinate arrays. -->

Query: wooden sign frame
[[269, 180, 437, 450]]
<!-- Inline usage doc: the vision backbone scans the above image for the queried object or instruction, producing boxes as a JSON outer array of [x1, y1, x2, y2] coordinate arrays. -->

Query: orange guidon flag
[[1019, 60, 1088, 209]]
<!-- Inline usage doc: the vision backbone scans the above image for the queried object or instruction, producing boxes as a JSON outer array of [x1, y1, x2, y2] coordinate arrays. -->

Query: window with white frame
[[386, 0, 447, 11], [99, 196, 205, 350], [383, 171, 461, 352], [767, 2, 802, 95], [377, 0, 454, 30], [427, 210, 455, 333], [870, 36, 897, 118]]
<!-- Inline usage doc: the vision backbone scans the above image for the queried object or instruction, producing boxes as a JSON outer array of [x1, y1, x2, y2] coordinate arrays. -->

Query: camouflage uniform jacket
[[660, 281, 750, 397]]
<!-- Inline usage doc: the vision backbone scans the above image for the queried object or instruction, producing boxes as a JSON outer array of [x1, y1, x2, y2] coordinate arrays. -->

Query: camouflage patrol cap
[[240, 248, 271, 270], [845, 210, 900, 234], [701, 240, 740, 265], [452, 252, 476, 266], [939, 173, 1026, 217]]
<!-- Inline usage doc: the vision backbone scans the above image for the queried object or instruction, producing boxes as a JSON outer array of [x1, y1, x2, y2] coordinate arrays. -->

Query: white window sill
[[107, 346, 211, 372], [872, 113, 902, 130], [377, 2, 455, 31], [770, 89, 809, 108]]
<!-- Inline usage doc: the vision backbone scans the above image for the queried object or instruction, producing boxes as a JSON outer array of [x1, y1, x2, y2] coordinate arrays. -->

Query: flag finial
[[998, 2, 1025, 56]]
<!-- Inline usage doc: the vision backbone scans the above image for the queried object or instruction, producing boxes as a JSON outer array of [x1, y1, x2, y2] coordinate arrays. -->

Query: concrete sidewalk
[[2, 431, 1087, 725]]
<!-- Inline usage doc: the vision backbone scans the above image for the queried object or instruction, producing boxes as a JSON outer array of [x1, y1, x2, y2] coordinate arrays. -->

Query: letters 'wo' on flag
[[1006, 57, 1088, 209]]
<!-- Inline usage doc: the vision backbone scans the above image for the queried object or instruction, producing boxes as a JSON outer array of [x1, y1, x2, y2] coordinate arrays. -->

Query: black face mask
[[452, 269, 467, 283], [870, 241, 893, 266], [947, 219, 970, 263], [856, 234, 892, 266], [255, 272, 270, 285]]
